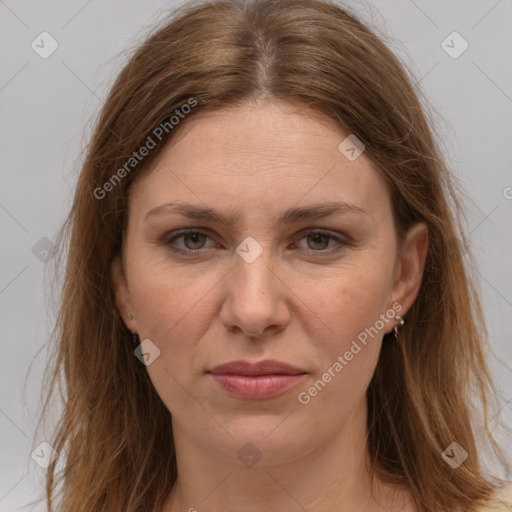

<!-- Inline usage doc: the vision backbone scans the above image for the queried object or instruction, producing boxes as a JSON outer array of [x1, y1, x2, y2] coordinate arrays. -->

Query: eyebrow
[[145, 200, 367, 228]]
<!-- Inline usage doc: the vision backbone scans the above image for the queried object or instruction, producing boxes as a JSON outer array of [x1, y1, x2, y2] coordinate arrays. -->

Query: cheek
[[294, 289, 387, 422], [128, 266, 219, 421], [296, 254, 395, 398], [128, 256, 222, 372], [132, 282, 208, 339], [303, 257, 394, 344]]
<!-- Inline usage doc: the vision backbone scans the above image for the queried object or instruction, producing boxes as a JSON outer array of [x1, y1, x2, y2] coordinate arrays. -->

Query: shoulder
[[475, 487, 512, 511]]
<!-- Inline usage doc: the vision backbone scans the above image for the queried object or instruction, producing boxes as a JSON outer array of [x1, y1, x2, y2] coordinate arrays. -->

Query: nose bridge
[[221, 235, 290, 337], [233, 236, 275, 297]]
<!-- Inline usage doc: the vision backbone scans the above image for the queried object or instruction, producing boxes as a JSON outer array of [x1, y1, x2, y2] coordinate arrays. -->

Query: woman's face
[[112, 100, 426, 466]]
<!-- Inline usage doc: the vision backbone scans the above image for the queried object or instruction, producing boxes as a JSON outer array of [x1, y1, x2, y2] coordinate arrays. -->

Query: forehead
[[129, 100, 389, 221]]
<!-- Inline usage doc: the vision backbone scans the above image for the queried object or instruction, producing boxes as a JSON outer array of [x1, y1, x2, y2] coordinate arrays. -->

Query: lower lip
[[209, 373, 306, 399]]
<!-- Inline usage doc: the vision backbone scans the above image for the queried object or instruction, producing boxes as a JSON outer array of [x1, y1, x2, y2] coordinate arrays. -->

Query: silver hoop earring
[[394, 315, 404, 339]]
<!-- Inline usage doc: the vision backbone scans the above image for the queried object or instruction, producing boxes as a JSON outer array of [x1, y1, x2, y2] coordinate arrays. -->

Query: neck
[[162, 398, 415, 512]]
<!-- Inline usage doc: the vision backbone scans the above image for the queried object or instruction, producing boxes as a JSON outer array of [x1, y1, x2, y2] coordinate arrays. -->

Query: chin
[[202, 420, 316, 467]]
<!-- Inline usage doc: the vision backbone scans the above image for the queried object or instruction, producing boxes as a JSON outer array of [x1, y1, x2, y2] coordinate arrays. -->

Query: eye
[[160, 228, 347, 258], [164, 230, 216, 254], [294, 230, 347, 254]]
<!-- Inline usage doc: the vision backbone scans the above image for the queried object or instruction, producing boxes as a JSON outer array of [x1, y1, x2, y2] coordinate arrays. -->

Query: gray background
[[1, 0, 511, 509]]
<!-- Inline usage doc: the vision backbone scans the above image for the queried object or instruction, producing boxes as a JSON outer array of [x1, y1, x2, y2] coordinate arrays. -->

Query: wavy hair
[[39, 0, 510, 510]]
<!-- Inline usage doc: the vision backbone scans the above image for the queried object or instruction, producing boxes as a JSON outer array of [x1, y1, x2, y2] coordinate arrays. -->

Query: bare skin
[[112, 99, 428, 511]]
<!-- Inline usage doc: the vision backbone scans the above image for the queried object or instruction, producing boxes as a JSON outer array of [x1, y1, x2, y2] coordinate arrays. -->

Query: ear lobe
[[391, 222, 428, 319], [111, 254, 138, 332]]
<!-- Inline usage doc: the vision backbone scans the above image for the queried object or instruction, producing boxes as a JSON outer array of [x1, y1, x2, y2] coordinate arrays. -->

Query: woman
[[40, 0, 511, 510]]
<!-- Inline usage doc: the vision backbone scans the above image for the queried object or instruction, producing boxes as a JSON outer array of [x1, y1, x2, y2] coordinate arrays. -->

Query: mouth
[[207, 359, 307, 400]]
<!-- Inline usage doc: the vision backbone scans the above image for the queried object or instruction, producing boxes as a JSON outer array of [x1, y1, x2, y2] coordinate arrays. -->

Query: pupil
[[186, 233, 204, 249], [309, 234, 328, 250]]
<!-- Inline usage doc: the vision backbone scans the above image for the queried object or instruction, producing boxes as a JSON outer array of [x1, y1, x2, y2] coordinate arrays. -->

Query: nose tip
[[220, 257, 291, 339]]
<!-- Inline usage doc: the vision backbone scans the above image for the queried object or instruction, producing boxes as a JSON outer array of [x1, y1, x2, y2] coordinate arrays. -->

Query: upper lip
[[208, 359, 306, 376]]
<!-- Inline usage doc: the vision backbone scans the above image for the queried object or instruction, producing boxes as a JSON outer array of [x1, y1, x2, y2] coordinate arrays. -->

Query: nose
[[220, 246, 291, 339]]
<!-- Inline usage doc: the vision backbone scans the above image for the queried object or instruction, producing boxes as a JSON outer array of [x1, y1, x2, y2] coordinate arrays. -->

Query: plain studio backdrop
[[1, 0, 511, 509]]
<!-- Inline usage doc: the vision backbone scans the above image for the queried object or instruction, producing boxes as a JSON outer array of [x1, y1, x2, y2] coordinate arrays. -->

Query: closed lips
[[207, 359, 306, 376], [207, 360, 307, 400]]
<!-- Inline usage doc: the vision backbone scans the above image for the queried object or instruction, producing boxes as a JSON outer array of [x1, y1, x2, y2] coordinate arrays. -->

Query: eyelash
[[159, 229, 349, 258]]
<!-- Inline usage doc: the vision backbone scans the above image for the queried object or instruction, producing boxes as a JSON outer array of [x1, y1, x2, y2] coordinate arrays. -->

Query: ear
[[386, 222, 428, 330], [111, 254, 139, 333]]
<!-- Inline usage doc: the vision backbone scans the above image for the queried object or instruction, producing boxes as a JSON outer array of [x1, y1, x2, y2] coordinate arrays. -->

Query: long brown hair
[[39, 0, 510, 510]]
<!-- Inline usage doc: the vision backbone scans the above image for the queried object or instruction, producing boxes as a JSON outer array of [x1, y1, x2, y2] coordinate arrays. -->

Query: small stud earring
[[394, 315, 404, 339], [128, 312, 134, 320]]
